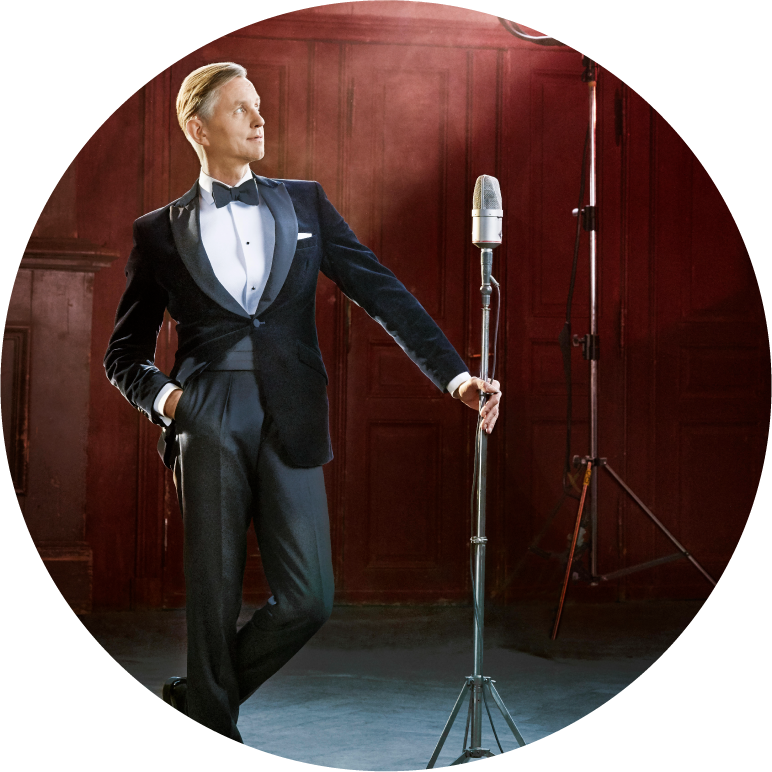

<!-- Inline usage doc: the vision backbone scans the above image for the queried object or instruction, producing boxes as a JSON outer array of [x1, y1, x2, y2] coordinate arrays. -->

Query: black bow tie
[[211, 179, 260, 208]]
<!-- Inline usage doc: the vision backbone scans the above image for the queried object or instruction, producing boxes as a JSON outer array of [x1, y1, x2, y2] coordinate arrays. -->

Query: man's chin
[[245, 143, 265, 162]]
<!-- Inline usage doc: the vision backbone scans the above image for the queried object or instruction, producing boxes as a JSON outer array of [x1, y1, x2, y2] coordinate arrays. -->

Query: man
[[105, 62, 501, 743]]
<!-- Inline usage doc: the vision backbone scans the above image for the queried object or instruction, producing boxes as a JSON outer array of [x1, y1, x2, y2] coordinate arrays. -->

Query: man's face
[[196, 76, 265, 164]]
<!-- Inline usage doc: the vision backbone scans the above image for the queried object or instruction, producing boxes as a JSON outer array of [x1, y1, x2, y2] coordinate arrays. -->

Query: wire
[[462, 684, 473, 753], [468, 275, 501, 669], [469, 412, 484, 645], [483, 685, 504, 753], [490, 277, 501, 383], [558, 127, 590, 496], [498, 18, 564, 47]]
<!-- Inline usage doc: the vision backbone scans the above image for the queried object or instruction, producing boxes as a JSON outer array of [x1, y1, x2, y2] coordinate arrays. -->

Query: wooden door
[[337, 43, 502, 602], [494, 53, 627, 600], [621, 100, 769, 598]]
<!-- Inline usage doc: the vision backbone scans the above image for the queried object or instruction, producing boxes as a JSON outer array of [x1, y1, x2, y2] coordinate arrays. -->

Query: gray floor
[[79, 601, 702, 770]]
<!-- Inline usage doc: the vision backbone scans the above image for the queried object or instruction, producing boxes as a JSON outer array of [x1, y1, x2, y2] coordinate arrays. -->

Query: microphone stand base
[[449, 749, 495, 766], [426, 676, 525, 768]]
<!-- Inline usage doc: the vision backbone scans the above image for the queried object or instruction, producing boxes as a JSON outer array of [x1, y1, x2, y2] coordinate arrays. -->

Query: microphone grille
[[473, 175, 502, 210]]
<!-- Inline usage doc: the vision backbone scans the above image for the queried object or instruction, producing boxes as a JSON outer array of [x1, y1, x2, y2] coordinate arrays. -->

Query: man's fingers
[[469, 378, 501, 403], [480, 379, 500, 433], [459, 378, 503, 430], [482, 405, 499, 433], [475, 377, 500, 393], [480, 392, 500, 417]]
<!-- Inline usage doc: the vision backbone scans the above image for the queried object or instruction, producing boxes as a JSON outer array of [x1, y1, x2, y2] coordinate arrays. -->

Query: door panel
[[339, 43, 476, 601], [499, 53, 626, 599], [632, 114, 768, 596]]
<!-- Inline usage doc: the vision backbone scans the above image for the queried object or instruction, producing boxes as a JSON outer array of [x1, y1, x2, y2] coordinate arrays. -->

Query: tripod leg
[[427, 681, 472, 769], [552, 463, 593, 639], [485, 682, 526, 747], [603, 463, 716, 586]]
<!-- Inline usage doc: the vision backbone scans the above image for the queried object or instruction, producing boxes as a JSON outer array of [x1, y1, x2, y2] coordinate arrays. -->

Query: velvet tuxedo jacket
[[105, 174, 468, 469]]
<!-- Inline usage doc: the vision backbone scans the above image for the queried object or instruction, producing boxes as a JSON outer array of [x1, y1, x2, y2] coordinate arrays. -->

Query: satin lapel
[[169, 181, 250, 319], [254, 177, 298, 318]]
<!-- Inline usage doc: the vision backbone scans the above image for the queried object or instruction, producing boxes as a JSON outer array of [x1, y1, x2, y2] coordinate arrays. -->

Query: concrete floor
[[79, 601, 702, 770]]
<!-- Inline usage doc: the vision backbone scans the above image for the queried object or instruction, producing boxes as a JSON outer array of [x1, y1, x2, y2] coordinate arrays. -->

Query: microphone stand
[[426, 249, 526, 767]]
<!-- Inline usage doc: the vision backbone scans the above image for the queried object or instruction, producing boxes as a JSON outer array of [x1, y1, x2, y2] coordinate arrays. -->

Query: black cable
[[462, 684, 473, 753], [482, 685, 504, 754], [469, 413, 484, 646], [490, 277, 501, 383], [498, 18, 564, 47], [558, 127, 590, 496], [469, 273, 501, 656]]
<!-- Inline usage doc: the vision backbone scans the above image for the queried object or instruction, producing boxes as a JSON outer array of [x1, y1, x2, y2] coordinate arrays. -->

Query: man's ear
[[186, 116, 207, 148]]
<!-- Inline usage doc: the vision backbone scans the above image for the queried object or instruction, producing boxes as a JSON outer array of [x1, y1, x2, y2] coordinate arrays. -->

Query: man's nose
[[252, 110, 265, 127]]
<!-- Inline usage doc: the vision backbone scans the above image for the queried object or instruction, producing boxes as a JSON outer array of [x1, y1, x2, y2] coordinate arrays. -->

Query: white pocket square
[[298, 233, 313, 240]]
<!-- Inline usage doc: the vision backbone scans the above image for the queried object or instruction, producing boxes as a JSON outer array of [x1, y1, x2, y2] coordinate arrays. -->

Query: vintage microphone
[[426, 176, 526, 767]]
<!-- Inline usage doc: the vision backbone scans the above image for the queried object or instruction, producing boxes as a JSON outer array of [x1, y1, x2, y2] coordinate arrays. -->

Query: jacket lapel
[[253, 174, 299, 318], [169, 181, 251, 319]]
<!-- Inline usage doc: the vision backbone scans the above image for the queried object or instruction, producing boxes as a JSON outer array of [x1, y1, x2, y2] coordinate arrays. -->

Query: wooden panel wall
[[53, 2, 767, 610]]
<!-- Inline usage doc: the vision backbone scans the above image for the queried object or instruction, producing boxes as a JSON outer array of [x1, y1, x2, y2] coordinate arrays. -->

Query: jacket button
[[253, 318, 261, 328]]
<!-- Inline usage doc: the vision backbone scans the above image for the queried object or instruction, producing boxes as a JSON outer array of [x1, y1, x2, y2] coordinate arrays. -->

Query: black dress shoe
[[162, 676, 188, 715]]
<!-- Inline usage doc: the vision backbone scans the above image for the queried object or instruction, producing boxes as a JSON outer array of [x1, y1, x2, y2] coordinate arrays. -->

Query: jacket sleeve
[[104, 218, 175, 425], [316, 182, 467, 392]]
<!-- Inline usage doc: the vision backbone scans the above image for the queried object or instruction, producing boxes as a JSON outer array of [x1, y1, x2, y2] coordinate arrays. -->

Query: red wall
[[82, 90, 146, 608], [60, 3, 768, 610]]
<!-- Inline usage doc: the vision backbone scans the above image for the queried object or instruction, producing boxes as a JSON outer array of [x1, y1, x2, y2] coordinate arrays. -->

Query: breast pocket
[[295, 235, 318, 251]]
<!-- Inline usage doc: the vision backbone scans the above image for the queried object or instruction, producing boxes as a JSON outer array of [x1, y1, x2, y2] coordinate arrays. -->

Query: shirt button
[[253, 318, 261, 328]]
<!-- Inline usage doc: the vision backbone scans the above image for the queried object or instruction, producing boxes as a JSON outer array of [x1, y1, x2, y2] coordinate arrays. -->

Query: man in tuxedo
[[105, 62, 501, 743]]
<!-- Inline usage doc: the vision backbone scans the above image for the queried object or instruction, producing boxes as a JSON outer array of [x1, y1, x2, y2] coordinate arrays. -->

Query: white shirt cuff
[[154, 383, 182, 426], [447, 371, 471, 399]]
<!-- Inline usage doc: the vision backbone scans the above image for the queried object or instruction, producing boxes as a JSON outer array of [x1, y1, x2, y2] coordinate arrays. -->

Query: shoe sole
[[162, 676, 183, 707]]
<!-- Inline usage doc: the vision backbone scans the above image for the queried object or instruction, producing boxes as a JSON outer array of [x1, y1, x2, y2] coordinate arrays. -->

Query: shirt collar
[[198, 168, 256, 206]]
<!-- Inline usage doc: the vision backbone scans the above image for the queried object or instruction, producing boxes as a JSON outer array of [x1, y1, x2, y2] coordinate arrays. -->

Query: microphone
[[472, 175, 503, 249]]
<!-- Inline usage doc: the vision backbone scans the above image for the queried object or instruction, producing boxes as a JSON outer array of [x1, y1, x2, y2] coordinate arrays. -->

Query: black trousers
[[174, 366, 334, 742]]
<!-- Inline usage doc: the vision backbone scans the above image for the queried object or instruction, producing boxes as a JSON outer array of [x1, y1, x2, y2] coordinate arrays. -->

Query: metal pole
[[426, 243, 525, 767], [587, 65, 599, 577], [472, 247, 492, 749]]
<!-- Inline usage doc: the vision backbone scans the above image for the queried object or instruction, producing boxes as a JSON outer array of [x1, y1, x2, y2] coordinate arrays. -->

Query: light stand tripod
[[492, 18, 718, 628], [552, 56, 716, 640], [427, 179, 526, 766], [550, 59, 716, 635]]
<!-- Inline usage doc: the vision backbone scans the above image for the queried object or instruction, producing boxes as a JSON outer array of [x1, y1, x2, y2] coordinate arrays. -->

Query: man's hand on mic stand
[[458, 377, 501, 434]]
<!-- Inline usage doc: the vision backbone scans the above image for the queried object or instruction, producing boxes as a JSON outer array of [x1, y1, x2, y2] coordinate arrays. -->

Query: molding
[[236, 12, 564, 51], [22, 237, 120, 273], [3, 326, 30, 494], [143, 69, 172, 213], [36, 541, 93, 560]]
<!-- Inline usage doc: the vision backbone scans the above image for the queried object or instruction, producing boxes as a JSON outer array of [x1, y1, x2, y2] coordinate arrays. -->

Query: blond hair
[[176, 62, 247, 134]]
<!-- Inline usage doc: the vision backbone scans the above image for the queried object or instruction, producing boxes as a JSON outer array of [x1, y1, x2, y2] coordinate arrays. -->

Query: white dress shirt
[[155, 168, 470, 423], [198, 168, 276, 314]]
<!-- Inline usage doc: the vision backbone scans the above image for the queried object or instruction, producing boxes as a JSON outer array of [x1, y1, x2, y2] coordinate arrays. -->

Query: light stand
[[555, 59, 715, 630], [494, 22, 717, 629], [427, 243, 526, 766]]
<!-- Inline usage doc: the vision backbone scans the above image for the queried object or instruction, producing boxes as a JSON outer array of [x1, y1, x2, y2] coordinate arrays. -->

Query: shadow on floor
[[79, 601, 703, 770]]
